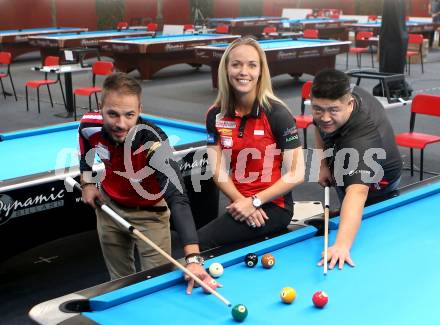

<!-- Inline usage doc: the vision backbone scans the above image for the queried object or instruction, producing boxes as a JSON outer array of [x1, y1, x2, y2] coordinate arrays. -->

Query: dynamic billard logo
[[0, 188, 65, 225]]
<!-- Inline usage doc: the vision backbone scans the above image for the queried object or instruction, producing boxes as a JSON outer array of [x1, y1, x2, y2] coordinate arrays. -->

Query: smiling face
[[101, 91, 141, 143], [226, 44, 261, 100], [311, 94, 354, 134]]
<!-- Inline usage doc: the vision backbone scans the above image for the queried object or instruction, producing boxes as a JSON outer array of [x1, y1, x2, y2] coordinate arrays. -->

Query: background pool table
[[195, 38, 351, 88], [0, 27, 88, 59], [27, 29, 154, 62], [275, 18, 357, 40], [100, 33, 239, 80], [349, 21, 436, 46], [0, 115, 218, 260], [29, 177, 440, 324], [206, 16, 284, 36]]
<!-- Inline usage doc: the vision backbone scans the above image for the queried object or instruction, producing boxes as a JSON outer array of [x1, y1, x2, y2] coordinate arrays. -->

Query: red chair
[[263, 26, 277, 34], [25, 56, 66, 113], [395, 94, 440, 180], [346, 31, 374, 69], [147, 23, 158, 32], [73, 61, 114, 120], [116, 22, 129, 30], [183, 24, 194, 32], [303, 29, 319, 39], [406, 34, 424, 75], [294, 81, 313, 149], [215, 25, 229, 34], [0, 51, 17, 101]]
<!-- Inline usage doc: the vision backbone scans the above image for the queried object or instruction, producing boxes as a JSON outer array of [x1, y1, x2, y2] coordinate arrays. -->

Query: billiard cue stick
[[65, 177, 232, 307], [323, 186, 330, 275]]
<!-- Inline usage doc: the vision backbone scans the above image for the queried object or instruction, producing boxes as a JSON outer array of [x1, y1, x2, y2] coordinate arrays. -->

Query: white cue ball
[[208, 262, 224, 278]]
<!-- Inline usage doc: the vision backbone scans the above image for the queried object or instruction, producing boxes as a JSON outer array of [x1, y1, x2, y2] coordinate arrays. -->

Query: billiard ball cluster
[[207, 254, 328, 322], [244, 253, 275, 268]]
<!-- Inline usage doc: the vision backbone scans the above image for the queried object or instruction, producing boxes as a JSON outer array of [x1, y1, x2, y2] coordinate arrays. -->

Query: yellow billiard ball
[[280, 287, 297, 304]]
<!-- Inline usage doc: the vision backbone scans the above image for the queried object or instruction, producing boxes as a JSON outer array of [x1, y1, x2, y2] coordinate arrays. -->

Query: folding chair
[[406, 34, 424, 75], [303, 29, 319, 39], [294, 81, 314, 149], [184, 24, 194, 33], [25, 56, 66, 113], [116, 22, 129, 30], [147, 23, 158, 32], [215, 25, 229, 34], [73, 61, 114, 120], [346, 31, 374, 69], [395, 94, 440, 180], [0, 51, 17, 101]]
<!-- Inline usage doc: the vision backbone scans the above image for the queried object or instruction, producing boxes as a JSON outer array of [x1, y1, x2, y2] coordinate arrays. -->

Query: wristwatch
[[252, 195, 262, 209], [185, 254, 205, 265]]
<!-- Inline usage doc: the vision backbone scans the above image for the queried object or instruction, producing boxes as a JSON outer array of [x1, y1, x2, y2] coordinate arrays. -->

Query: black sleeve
[[206, 106, 221, 145], [141, 122, 199, 245], [266, 103, 302, 150], [78, 123, 94, 173], [334, 136, 386, 188]]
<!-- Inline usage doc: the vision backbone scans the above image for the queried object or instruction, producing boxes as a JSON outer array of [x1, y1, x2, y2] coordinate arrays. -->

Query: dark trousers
[[197, 203, 292, 251]]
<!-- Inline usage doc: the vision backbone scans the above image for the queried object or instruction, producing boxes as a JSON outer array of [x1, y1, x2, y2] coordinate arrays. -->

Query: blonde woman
[[198, 37, 305, 250]]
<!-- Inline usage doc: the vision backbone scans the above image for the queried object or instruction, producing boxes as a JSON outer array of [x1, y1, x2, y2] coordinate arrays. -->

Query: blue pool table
[[29, 177, 440, 324], [0, 115, 218, 260], [27, 29, 154, 62], [100, 33, 239, 80], [195, 38, 350, 88], [0, 27, 88, 59], [275, 18, 358, 40], [349, 20, 437, 46], [207, 16, 284, 36]]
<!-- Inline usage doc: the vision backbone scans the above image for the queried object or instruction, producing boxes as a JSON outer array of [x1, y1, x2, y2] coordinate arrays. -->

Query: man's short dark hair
[[101, 72, 141, 105], [311, 69, 351, 100]]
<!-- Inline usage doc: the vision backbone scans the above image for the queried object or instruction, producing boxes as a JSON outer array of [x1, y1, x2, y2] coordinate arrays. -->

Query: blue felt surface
[[0, 116, 206, 181], [282, 18, 354, 23], [82, 182, 440, 324], [37, 29, 144, 38], [115, 34, 228, 43], [354, 21, 429, 27], [208, 16, 279, 22], [208, 38, 339, 50]]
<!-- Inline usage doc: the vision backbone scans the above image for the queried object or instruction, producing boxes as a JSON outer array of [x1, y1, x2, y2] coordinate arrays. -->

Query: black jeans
[[197, 203, 292, 251]]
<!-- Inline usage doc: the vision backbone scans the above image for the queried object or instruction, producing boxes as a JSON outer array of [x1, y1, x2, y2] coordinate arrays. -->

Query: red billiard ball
[[202, 278, 220, 294], [261, 253, 275, 269], [312, 290, 328, 308]]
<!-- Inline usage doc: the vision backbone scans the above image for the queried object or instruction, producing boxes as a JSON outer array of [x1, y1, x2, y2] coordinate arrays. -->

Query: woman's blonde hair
[[214, 37, 286, 115]]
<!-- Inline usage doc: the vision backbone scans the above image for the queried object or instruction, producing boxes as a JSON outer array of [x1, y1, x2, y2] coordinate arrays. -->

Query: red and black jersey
[[206, 100, 301, 212], [79, 112, 167, 207], [79, 112, 198, 245]]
